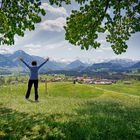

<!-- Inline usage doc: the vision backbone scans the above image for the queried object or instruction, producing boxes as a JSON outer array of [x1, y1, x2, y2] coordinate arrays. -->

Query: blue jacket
[[22, 60, 48, 80]]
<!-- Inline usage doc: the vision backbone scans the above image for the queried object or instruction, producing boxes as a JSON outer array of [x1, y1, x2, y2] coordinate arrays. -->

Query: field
[[0, 81, 140, 140]]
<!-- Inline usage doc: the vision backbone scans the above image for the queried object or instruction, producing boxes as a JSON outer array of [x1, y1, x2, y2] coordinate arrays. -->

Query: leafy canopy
[[64, 0, 140, 54], [0, 0, 46, 45], [0, 0, 140, 54]]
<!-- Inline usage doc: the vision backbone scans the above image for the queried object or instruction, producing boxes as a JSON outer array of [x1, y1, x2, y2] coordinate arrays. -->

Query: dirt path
[[91, 86, 140, 98]]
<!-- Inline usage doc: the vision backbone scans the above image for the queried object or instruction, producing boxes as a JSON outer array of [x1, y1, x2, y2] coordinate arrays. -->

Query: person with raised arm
[[20, 57, 49, 102]]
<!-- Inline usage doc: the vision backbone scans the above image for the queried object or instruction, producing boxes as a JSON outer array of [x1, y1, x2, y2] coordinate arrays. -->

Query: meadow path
[[90, 85, 140, 98]]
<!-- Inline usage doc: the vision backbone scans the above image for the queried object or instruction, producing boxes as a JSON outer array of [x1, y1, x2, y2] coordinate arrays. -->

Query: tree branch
[[101, 0, 110, 21], [92, 0, 110, 31]]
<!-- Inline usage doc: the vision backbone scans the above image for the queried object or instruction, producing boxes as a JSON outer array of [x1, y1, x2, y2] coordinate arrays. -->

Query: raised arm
[[38, 57, 49, 69], [20, 58, 30, 69]]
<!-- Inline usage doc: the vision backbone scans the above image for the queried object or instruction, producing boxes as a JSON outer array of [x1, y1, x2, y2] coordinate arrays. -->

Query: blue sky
[[0, 1, 140, 63]]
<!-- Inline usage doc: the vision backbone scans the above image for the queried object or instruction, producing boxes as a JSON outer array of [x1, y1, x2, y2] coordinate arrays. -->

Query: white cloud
[[98, 39, 106, 43], [41, 3, 68, 16], [101, 46, 112, 51], [24, 44, 41, 49], [52, 57, 74, 63], [40, 17, 66, 32], [94, 46, 112, 53], [0, 45, 17, 54], [44, 41, 68, 50], [68, 48, 72, 51], [23, 41, 68, 52], [0, 48, 11, 54], [95, 49, 103, 53]]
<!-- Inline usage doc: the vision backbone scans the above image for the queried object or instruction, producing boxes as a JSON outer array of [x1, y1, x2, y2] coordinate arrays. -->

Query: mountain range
[[0, 50, 140, 75]]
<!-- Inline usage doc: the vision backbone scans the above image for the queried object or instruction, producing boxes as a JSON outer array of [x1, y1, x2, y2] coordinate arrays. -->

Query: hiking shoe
[[25, 97, 29, 100]]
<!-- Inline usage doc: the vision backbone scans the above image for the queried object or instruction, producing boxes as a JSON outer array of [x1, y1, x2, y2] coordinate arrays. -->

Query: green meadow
[[0, 81, 140, 140]]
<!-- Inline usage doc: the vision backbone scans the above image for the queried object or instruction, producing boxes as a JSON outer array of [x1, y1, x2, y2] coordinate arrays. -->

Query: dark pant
[[26, 80, 38, 100]]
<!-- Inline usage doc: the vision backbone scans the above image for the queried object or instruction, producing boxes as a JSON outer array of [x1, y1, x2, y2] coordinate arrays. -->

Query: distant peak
[[74, 59, 82, 62], [14, 50, 25, 54]]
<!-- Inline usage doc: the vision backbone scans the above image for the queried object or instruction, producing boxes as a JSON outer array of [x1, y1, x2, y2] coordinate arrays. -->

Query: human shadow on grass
[[0, 100, 140, 140]]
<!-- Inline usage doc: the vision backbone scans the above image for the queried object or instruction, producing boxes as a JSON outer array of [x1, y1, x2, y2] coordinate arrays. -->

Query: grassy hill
[[0, 82, 140, 140]]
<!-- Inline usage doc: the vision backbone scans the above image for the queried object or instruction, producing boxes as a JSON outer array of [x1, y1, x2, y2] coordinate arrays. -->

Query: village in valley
[[0, 74, 133, 87]]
